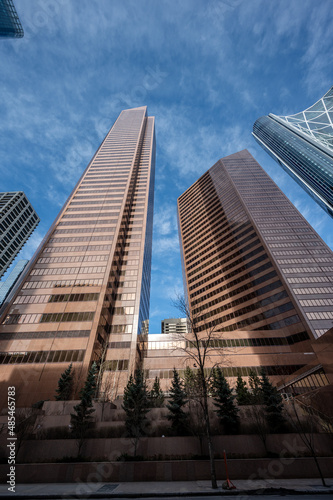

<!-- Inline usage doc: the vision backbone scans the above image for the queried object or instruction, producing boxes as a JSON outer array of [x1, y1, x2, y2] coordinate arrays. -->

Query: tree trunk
[[312, 453, 326, 487], [202, 388, 217, 489]]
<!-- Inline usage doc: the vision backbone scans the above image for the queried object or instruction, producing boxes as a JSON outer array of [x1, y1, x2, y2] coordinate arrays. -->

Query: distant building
[[161, 317, 188, 334], [253, 86, 333, 217], [0, 192, 39, 278], [0, 259, 28, 306], [0, 0, 24, 38]]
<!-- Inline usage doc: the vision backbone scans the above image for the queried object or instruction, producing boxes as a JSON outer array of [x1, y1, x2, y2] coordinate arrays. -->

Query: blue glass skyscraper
[[253, 87, 333, 217], [0, 0, 23, 38]]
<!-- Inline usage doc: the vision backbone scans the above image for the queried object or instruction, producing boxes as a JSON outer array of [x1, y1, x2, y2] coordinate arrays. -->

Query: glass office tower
[[0, 0, 24, 38], [175, 150, 333, 387], [253, 87, 333, 217], [0, 107, 155, 407]]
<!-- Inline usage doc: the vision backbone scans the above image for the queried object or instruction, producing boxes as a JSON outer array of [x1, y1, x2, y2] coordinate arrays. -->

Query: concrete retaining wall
[[0, 457, 332, 483]]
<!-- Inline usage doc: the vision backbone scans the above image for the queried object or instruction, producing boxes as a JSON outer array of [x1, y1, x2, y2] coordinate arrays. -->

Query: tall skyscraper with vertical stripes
[[0, 106, 155, 407]]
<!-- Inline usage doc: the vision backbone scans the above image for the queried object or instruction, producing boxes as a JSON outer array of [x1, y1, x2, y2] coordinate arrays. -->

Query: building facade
[[0, 259, 28, 306], [253, 87, 333, 217], [0, 191, 40, 278], [161, 317, 188, 334], [0, 106, 155, 407], [0, 0, 24, 38], [159, 149, 333, 391]]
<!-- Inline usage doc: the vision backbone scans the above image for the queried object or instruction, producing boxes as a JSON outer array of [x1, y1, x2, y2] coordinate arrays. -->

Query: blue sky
[[1, 0, 332, 333]]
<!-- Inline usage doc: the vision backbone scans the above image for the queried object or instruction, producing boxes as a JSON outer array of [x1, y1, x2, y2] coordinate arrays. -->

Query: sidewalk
[[0, 479, 332, 498]]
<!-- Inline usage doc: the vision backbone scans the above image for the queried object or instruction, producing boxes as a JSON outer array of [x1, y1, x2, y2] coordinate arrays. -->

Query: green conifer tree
[[166, 368, 188, 434], [212, 367, 239, 434], [235, 372, 251, 405], [150, 376, 165, 407], [248, 369, 263, 404], [55, 363, 73, 401], [260, 370, 285, 432], [71, 362, 98, 455], [122, 369, 150, 455]]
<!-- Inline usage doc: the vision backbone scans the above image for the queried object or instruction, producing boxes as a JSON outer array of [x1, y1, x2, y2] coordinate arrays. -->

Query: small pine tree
[[248, 369, 263, 404], [71, 362, 98, 455], [150, 377, 165, 407], [55, 363, 73, 401], [235, 372, 251, 405], [260, 370, 285, 432], [122, 369, 150, 455], [212, 367, 239, 434], [166, 368, 188, 434]]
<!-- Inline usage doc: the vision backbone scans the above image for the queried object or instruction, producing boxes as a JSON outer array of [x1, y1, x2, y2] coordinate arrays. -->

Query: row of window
[[49, 236, 113, 243], [115, 293, 136, 301], [13, 292, 99, 305], [283, 266, 333, 274], [306, 311, 333, 320], [43, 244, 112, 254], [288, 276, 333, 284], [0, 330, 90, 340], [58, 219, 118, 226], [146, 364, 306, 380], [23, 278, 103, 289], [2, 311, 95, 325], [299, 298, 333, 307], [37, 255, 108, 264], [63, 212, 118, 218], [277, 258, 332, 264], [109, 324, 133, 333], [54, 227, 115, 235], [108, 341, 131, 349], [268, 242, 322, 248], [113, 307, 134, 315], [0, 349, 85, 365], [30, 266, 106, 276], [272, 249, 330, 256], [103, 359, 129, 371], [293, 287, 333, 294]]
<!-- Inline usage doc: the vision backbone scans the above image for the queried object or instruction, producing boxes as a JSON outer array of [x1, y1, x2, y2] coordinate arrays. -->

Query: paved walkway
[[0, 479, 332, 498]]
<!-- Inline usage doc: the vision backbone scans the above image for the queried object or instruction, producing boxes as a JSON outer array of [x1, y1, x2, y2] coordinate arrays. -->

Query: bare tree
[[172, 294, 228, 489], [285, 392, 326, 486]]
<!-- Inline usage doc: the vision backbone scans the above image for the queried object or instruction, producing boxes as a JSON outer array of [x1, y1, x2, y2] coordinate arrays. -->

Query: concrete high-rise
[[0, 191, 39, 278], [0, 107, 155, 407], [174, 149, 333, 387], [253, 87, 333, 217], [161, 317, 188, 334]]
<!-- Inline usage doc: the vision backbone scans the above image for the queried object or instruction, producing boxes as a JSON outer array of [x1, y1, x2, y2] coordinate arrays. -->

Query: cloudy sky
[[1, 0, 332, 333]]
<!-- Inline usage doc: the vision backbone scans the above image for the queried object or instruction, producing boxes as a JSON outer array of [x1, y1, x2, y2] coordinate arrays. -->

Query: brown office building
[[173, 149, 333, 389], [0, 106, 155, 407]]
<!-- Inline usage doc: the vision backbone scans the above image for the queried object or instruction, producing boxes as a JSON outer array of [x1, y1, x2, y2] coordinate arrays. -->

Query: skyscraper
[[175, 149, 333, 386], [0, 107, 155, 407], [253, 87, 333, 217], [0, 0, 24, 38], [0, 191, 40, 278]]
